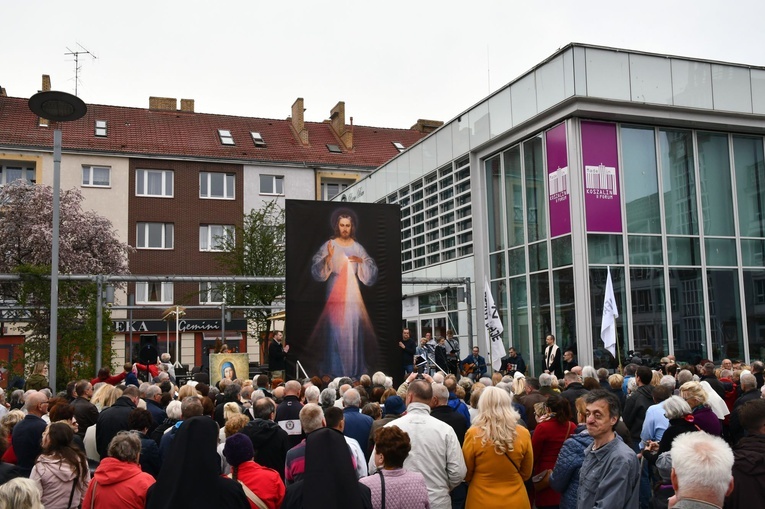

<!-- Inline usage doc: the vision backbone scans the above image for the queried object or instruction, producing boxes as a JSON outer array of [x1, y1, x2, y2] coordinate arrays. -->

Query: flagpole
[[615, 327, 623, 374]]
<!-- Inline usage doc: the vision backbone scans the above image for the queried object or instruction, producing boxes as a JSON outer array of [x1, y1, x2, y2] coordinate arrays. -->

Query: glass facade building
[[337, 44, 765, 373]]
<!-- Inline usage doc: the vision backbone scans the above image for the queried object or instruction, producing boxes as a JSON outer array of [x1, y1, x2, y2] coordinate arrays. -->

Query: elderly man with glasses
[[12, 391, 49, 477]]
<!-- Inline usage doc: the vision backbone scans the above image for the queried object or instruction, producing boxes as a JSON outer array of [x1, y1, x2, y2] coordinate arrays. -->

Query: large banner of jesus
[[286, 200, 401, 381]]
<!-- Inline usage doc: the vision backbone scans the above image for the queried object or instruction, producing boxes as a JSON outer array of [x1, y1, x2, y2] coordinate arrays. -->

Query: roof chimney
[[411, 119, 444, 133], [180, 99, 195, 113], [291, 97, 309, 146], [149, 97, 178, 111], [330, 101, 352, 150], [39, 75, 52, 127], [0, 86, 6, 97]]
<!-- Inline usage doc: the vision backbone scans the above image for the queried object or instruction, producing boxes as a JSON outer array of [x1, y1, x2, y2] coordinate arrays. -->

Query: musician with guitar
[[460, 347, 487, 380]]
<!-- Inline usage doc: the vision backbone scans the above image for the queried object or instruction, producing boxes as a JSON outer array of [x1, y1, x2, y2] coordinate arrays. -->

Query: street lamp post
[[28, 91, 87, 393]]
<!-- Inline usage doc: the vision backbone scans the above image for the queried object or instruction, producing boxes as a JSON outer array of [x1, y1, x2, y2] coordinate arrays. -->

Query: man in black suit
[[269, 330, 289, 380]]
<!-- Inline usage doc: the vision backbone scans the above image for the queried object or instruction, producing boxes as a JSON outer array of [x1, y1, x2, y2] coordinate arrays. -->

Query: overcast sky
[[4, 1, 765, 128]]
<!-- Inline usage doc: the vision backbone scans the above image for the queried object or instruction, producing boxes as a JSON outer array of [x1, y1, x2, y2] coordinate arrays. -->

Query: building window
[[200, 172, 235, 199], [95, 120, 107, 137], [136, 282, 173, 304], [392, 142, 405, 152], [218, 129, 235, 145], [0, 166, 36, 185], [82, 166, 110, 187], [327, 144, 342, 153], [136, 223, 174, 249], [200, 224, 234, 251], [251, 132, 266, 147], [199, 282, 228, 304], [320, 181, 352, 201], [260, 175, 284, 195], [136, 169, 173, 197]]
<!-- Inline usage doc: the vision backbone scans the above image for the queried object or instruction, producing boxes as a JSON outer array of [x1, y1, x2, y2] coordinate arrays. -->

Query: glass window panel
[[5, 168, 22, 182], [137, 224, 145, 247], [485, 156, 504, 252], [743, 270, 765, 361], [210, 173, 224, 197], [226, 174, 236, 197], [528, 242, 548, 272], [669, 268, 708, 363], [147, 171, 162, 195], [707, 269, 744, 361], [508, 247, 526, 276], [667, 236, 701, 266], [200, 173, 208, 196], [489, 252, 505, 280], [147, 223, 162, 248], [524, 136, 547, 242], [590, 267, 628, 370], [93, 167, 110, 186], [630, 268, 669, 359], [741, 239, 765, 267], [503, 146, 524, 247], [553, 268, 576, 356], [136, 170, 144, 194], [551, 235, 572, 268], [628, 235, 664, 265], [82, 168, 89, 185], [587, 234, 624, 264], [199, 226, 208, 250], [697, 132, 734, 236], [705, 238, 737, 266], [166, 172, 173, 195], [733, 136, 765, 238], [509, 277, 528, 357], [622, 126, 661, 233], [529, 272, 552, 374], [660, 130, 699, 235], [164, 224, 174, 249], [259, 175, 273, 194]]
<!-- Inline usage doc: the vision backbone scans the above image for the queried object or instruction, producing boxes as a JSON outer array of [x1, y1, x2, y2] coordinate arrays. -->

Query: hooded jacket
[[81, 457, 155, 509], [240, 418, 291, 480], [30, 454, 89, 509], [725, 434, 765, 508]]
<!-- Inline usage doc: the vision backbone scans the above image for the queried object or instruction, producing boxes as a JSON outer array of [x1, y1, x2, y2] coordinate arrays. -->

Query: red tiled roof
[[0, 96, 427, 169]]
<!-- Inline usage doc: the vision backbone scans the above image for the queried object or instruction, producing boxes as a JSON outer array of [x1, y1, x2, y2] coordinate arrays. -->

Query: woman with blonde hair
[[462, 386, 533, 508], [0, 477, 44, 509], [91, 384, 122, 412], [512, 376, 527, 398], [679, 381, 722, 436], [177, 384, 200, 401]]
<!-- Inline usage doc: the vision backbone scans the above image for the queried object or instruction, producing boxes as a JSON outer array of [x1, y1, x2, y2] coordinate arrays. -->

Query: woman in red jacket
[[81, 431, 155, 509], [531, 394, 575, 509]]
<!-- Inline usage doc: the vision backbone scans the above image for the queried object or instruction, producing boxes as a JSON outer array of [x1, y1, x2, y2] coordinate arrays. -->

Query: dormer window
[[251, 132, 266, 147], [218, 129, 235, 145], [95, 120, 107, 137], [327, 144, 342, 154], [393, 142, 405, 152]]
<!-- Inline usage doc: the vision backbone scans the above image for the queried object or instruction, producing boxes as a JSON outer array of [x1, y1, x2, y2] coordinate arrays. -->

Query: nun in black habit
[[282, 427, 372, 509], [145, 415, 249, 509]]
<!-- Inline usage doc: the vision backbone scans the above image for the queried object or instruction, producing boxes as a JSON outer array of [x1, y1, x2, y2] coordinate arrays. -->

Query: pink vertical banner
[[581, 121, 622, 233], [546, 123, 570, 237]]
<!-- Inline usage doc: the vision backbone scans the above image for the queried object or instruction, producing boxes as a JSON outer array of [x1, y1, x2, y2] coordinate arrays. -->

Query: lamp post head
[[28, 91, 87, 122]]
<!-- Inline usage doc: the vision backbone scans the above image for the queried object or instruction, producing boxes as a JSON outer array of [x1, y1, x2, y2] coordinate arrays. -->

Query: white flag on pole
[[484, 277, 505, 371], [601, 266, 619, 358]]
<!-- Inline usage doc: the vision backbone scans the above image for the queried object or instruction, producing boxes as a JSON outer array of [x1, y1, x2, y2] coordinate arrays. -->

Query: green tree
[[216, 200, 285, 343]]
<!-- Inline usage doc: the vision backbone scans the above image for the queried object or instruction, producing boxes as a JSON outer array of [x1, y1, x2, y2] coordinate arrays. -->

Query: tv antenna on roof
[[65, 44, 97, 97]]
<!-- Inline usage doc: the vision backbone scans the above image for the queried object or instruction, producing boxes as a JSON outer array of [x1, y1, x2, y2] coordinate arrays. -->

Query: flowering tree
[[0, 182, 131, 385]]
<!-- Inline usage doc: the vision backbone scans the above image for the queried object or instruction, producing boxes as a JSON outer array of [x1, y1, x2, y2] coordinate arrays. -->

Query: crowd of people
[[0, 336, 761, 509]]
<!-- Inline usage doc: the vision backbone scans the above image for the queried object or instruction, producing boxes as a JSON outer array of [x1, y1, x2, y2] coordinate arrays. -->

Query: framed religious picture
[[209, 352, 249, 386]]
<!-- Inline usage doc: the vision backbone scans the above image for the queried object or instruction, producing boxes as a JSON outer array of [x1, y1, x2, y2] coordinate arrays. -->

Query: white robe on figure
[[310, 239, 378, 378]]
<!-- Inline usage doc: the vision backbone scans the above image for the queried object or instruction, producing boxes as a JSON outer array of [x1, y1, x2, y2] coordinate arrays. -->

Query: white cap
[[513, 371, 525, 380]]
